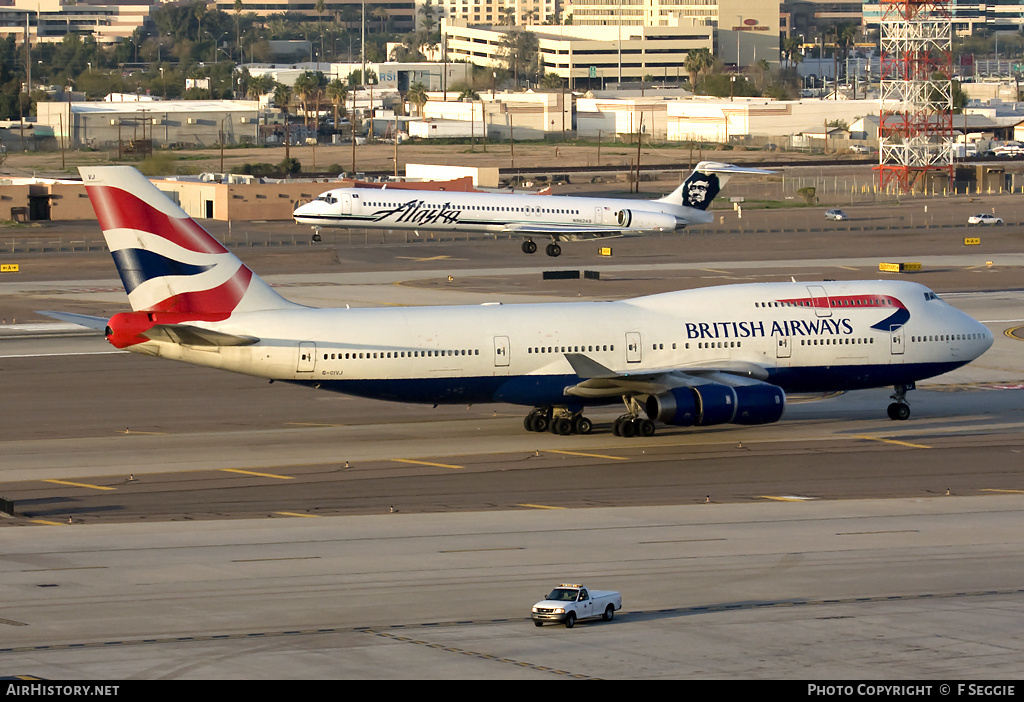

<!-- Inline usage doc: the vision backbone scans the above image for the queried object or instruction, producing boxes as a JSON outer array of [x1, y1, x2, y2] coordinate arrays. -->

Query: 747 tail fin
[[79, 166, 299, 315]]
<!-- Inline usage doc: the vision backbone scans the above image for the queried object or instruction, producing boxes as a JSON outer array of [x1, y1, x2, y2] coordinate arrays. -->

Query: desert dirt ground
[[0, 139, 847, 179]]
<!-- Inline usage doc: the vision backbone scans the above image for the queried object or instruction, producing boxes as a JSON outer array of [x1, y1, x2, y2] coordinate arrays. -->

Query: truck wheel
[[534, 621, 543, 627], [603, 604, 615, 621], [565, 612, 576, 629]]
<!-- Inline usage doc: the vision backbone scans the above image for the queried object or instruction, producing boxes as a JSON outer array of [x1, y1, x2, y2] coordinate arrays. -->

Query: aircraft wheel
[[638, 418, 656, 437], [546, 243, 561, 257], [530, 414, 550, 433], [553, 417, 574, 435], [619, 418, 636, 438], [573, 416, 593, 435], [522, 240, 537, 254], [887, 402, 910, 421]]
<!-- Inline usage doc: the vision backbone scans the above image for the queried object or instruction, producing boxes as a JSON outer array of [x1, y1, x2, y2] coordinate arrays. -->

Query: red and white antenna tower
[[877, 0, 955, 193]]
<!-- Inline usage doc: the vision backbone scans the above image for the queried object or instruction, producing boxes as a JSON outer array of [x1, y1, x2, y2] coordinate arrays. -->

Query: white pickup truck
[[531, 583, 622, 628]]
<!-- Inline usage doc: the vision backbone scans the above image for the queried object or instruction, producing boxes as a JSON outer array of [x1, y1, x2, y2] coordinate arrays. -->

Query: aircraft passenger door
[[890, 325, 905, 357], [340, 193, 352, 215], [625, 332, 642, 363], [807, 285, 832, 318], [776, 336, 792, 359], [297, 342, 317, 372], [493, 336, 510, 369]]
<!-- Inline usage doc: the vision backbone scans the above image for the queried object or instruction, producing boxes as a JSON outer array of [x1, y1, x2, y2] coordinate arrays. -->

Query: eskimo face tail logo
[[87, 184, 251, 314], [682, 172, 721, 211]]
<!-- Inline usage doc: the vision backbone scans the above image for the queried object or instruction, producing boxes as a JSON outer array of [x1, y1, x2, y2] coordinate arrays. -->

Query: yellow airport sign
[[598, 247, 613, 256], [1, 264, 19, 273], [879, 262, 921, 273], [964, 237, 981, 246]]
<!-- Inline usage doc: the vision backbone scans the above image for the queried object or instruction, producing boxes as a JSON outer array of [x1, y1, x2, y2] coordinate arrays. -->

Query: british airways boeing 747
[[293, 162, 772, 257], [47, 166, 993, 438]]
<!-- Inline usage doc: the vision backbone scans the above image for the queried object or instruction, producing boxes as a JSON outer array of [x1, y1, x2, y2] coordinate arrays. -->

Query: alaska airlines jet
[[49, 166, 993, 438], [292, 162, 772, 257]]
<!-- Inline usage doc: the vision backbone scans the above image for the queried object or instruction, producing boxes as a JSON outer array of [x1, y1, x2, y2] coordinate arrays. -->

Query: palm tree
[[234, 0, 244, 61], [326, 78, 349, 130], [315, 0, 326, 60], [684, 48, 714, 91], [782, 36, 803, 71], [371, 6, 390, 34], [406, 81, 429, 116], [293, 70, 325, 129], [273, 82, 294, 158], [418, 0, 438, 33], [192, 0, 206, 44], [753, 58, 770, 92], [836, 23, 858, 81], [540, 72, 563, 90], [247, 73, 274, 100]]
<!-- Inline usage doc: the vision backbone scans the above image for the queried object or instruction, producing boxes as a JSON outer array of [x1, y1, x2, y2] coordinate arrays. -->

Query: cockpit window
[[924, 292, 940, 301]]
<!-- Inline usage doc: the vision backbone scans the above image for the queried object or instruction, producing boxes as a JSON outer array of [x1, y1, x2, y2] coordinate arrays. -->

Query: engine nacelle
[[614, 208, 678, 232], [645, 382, 786, 427], [731, 384, 786, 425]]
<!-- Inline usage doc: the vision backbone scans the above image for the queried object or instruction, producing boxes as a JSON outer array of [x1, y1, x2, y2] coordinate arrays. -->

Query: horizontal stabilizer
[[694, 161, 776, 177], [36, 311, 109, 332], [142, 324, 259, 347]]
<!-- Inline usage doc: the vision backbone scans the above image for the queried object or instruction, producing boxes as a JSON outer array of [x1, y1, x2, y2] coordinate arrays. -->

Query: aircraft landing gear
[[613, 414, 656, 437], [523, 407, 592, 435], [887, 382, 914, 421], [522, 239, 537, 254], [612, 396, 656, 437], [311, 227, 322, 243], [545, 242, 562, 257]]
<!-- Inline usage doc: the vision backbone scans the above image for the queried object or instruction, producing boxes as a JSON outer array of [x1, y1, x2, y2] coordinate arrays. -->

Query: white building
[[0, 0, 155, 45], [36, 100, 261, 150], [443, 17, 714, 87]]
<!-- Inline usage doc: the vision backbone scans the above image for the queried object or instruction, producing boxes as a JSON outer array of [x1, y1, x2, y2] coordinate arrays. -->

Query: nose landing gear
[[887, 382, 914, 421]]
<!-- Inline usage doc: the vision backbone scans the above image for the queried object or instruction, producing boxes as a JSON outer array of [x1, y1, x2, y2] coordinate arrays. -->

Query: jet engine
[[613, 209, 678, 232], [645, 381, 786, 427]]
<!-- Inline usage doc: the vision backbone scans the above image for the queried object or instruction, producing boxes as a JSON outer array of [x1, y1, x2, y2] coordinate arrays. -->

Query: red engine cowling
[[105, 311, 155, 349]]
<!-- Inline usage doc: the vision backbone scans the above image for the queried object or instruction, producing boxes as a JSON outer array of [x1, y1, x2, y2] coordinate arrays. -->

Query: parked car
[[825, 209, 849, 221], [849, 145, 872, 154], [967, 214, 1003, 226], [990, 143, 1024, 158]]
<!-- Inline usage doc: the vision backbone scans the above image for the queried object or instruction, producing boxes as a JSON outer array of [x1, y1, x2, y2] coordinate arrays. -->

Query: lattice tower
[[877, 0, 955, 193]]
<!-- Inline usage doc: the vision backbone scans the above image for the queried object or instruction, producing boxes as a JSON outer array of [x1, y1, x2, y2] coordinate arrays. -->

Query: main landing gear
[[887, 382, 914, 421], [524, 407, 592, 435], [612, 396, 656, 437], [521, 239, 562, 257]]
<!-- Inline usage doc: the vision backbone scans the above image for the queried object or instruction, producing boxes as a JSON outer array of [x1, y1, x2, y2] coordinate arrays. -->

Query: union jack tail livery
[[80, 166, 296, 316]]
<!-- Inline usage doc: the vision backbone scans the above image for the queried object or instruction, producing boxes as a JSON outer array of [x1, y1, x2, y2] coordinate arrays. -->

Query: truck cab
[[531, 583, 622, 628]]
